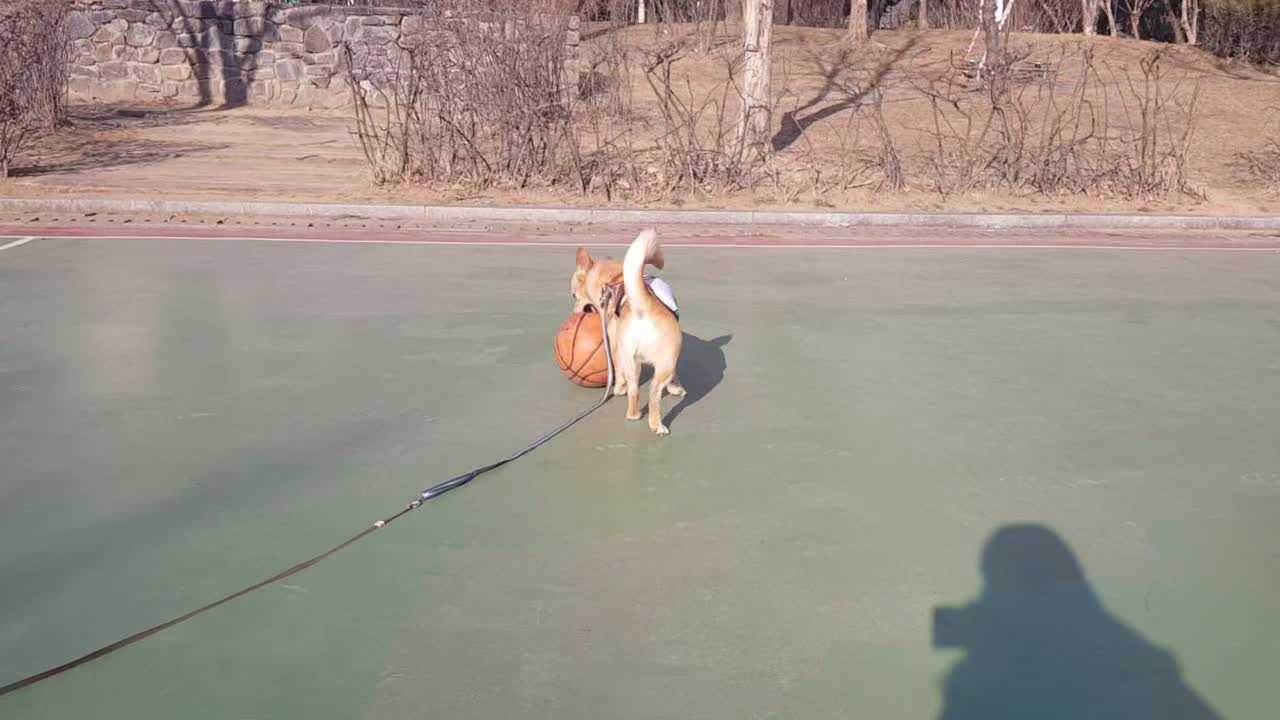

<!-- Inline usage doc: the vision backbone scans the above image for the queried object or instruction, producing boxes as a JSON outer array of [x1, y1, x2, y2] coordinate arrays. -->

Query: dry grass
[[1236, 106, 1280, 193]]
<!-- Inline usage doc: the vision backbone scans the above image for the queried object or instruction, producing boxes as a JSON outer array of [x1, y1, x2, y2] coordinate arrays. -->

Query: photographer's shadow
[[934, 524, 1220, 720], [662, 333, 731, 428]]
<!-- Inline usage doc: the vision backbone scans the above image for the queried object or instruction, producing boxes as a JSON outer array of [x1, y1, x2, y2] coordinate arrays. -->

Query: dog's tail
[[623, 228, 666, 316]]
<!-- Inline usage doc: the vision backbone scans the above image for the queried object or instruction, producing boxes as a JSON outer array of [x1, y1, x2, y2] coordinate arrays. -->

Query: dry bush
[[575, 24, 646, 199], [0, 1, 70, 177], [640, 41, 754, 194], [931, 0, 1084, 32], [917, 46, 1200, 199], [348, 0, 582, 190], [772, 53, 905, 198], [1237, 107, 1280, 191], [1201, 0, 1280, 66]]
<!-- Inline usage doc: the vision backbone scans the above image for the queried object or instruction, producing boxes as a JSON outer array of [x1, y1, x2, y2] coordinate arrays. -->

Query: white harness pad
[[620, 276, 678, 314]]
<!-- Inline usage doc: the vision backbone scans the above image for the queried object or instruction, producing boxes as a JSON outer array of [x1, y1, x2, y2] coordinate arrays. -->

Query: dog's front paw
[[613, 382, 629, 396], [652, 423, 670, 436], [667, 383, 687, 397], [626, 410, 643, 421]]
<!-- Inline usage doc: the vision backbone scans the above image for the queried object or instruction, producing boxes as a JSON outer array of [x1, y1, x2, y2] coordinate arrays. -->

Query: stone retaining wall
[[67, 0, 580, 109]]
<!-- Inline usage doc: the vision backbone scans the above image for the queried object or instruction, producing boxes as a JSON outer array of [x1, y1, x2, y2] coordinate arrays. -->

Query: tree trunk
[[1130, 8, 1142, 39], [983, 0, 1000, 64], [637, 0, 646, 24], [726, 0, 742, 23], [919, 0, 928, 29], [1161, 0, 1185, 42], [1102, 0, 1117, 36], [739, 0, 773, 162], [1180, 0, 1198, 44], [1082, 0, 1096, 34], [849, 0, 867, 43], [773, 0, 790, 24]]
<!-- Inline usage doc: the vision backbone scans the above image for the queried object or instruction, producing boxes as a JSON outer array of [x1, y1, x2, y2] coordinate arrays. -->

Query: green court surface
[[2, 236, 1278, 719]]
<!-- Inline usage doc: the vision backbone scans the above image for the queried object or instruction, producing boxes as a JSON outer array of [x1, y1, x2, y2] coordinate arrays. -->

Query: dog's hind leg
[[648, 365, 675, 435], [666, 374, 686, 397], [620, 354, 642, 421]]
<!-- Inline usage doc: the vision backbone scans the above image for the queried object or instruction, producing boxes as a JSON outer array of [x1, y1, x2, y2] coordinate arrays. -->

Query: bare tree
[[849, 0, 868, 43], [920, 0, 929, 29], [1119, 0, 1154, 37], [1179, 0, 1199, 44], [739, 0, 774, 162], [1081, 0, 1117, 36], [0, 1, 69, 177]]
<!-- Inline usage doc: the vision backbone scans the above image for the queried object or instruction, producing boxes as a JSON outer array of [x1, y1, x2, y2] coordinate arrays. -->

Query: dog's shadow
[[657, 333, 732, 428]]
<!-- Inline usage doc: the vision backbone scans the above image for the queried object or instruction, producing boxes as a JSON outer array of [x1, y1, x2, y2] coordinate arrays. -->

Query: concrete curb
[[3, 197, 1279, 231]]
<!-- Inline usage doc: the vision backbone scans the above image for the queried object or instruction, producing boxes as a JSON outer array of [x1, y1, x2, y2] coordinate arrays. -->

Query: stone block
[[235, 36, 262, 54], [277, 24, 303, 43], [234, 17, 265, 37], [253, 65, 276, 81], [113, 45, 135, 61], [400, 14, 428, 37], [303, 25, 331, 53], [126, 24, 158, 47], [303, 51, 336, 66], [159, 47, 188, 66], [136, 46, 161, 64], [275, 60, 304, 83], [99, 61, 130, 80], [161, 63, 192, 81], [94, 43, 116, 63], [352, 25, 399, 45], [327, 24, 345, 45], [272, 42, 305, 57], [137, 83, 163, 97], [132, 64, 162, 85], [161, 81, 180, 98], [344, 16, 363, 39], [176, 80, 202, 98], [255, 51, 276, 67], [146, 12, 168, 28], [93, 81, 138, 104], [69, 78, 93, 98], [235, 1, 267, 19], [93, 26, 125, 44], [73, 42, 96, 67], [248, 80, 277, 102], [68, 11, 96, 40], [70, 65, 100, 79], [119, 9, 148, 23], [195, 64, 226, 80], [154, 31, 178, 49], [177, 34, 200, 48], [92, 11, 115, 24]]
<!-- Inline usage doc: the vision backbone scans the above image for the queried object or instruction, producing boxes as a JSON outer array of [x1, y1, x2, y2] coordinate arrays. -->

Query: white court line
[[2, 234, 1278, 252], [0, 236, 35, 252]]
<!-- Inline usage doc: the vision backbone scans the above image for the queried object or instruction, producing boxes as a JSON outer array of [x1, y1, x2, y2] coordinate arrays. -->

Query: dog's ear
[[576, 247, 593, 272]]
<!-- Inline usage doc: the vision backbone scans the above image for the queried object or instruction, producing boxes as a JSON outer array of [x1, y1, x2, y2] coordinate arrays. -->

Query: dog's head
[[570, 247, 621, 314]]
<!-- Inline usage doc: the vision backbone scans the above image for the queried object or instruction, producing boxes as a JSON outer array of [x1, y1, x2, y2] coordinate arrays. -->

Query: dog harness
[[618, 276, 678, 317]]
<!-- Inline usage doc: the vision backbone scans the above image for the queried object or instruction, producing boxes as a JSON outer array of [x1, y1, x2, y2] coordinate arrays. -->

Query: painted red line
[[2, 225, 1278, 249]]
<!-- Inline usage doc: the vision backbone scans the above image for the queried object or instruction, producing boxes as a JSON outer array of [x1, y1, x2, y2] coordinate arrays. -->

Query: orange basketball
[[554, 311, 609, 388]]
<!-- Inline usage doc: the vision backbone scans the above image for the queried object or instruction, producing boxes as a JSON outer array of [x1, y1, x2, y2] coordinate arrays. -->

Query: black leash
[[1, 304, 617, 697]]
